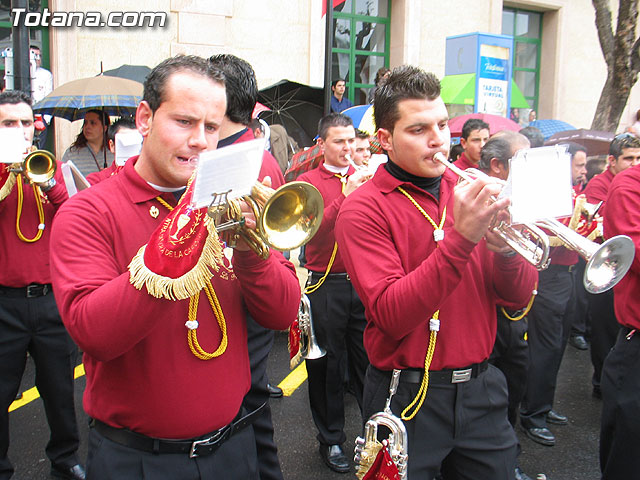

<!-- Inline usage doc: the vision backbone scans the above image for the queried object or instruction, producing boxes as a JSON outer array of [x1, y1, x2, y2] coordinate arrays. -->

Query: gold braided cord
[[304, 173, 347, 294], [155, 195, 173, 211], [187, 280, 228, 360], [0, 170, 17, 202], [15, 174, 45, 243], [501, 283, 538, 321], [401, 311, 439, 421], [396, 186, 447, 420]]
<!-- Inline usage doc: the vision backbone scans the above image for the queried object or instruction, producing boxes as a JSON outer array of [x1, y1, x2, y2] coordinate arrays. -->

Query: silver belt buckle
[[451, 368, 472, 383]]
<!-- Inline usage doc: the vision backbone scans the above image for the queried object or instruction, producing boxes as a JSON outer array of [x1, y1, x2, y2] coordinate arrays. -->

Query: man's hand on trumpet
[[343, 169, 372, 197], [453, 175, 510, 244], [228, 176, 272, 252]]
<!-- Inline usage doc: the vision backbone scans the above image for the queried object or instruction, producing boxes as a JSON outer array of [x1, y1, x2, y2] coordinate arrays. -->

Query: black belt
[[0, 283, 52, 298], [309, 271, 350, 281], [547, 264, 576, 273], [92, 402, 266, 458], [376, 360, 489, 385]]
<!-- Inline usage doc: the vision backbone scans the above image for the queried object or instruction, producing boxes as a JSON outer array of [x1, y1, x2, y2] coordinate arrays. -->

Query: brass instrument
[[434, 152, 634, 294], [209, 181, 324, 259], [298, 294, 326, 360], [434, 152, 551, 270], [11, 149, 57, 186], [355, 370, 408, 479]]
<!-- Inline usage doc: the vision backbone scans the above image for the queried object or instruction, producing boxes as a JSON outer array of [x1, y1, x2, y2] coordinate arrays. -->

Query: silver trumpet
[[355, 370, 408, 480], [434, 152, 634, 294], [298, 294, 325, 360]]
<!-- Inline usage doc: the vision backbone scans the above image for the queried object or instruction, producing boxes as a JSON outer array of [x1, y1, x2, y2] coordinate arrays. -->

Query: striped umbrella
[[33, 75, 142, 122], [341, 105, 376, 135]]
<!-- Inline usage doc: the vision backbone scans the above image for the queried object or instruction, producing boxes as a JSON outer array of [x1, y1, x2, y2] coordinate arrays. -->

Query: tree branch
[[593, 0, 615, 67]]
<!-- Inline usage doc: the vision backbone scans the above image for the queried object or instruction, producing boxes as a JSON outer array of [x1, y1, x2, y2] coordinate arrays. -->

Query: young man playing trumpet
[[50, 55, 300, 479], [335, 66, 537, 479], [0, 90, 84, 480]]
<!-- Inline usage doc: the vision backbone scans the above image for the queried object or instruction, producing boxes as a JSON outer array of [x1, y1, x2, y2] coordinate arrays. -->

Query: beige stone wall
[[45, 0, 640, 157]]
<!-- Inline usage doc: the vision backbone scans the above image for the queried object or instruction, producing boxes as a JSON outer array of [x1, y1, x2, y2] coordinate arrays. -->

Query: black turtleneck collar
[[385, 159, 442, 199], [217, 128, 248, 148]]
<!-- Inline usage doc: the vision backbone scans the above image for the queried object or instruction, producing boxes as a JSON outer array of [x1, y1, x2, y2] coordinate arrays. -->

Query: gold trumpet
[[11, 149, 57, 186], [434, 152, 634, 294], [209, 181, 324, 259]]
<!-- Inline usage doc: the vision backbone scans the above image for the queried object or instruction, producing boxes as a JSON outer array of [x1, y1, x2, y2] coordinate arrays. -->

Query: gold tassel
[[0, 171, 17, 202], [128, 219, 224, 300]]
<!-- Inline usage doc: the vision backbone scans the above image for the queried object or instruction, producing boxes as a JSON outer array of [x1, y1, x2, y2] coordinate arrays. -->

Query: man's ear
[[490, 157, 502, 177], [136, 101, 153, 137], [377, 128, 392, 152], [460, 137, 467, 150], [317, 137, 325, 154], [607, 154, 616, 167]]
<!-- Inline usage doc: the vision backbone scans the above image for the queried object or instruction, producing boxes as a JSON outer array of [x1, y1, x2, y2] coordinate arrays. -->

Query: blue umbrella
[[341, 105, 376, 135], [32, 75, 142, 122], [528, 119, 576, 140]]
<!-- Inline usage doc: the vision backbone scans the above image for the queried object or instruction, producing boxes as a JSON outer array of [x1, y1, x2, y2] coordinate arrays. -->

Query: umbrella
[[341, 105, 376, 135], [528, 119, 576, 140], [258, 79, 324, 148], [448, 113, 521, 138], [440, 73, 530, 109], [103, 64, 151, 85], [544, 129, 614, 156], [32, 75, 143, 122]]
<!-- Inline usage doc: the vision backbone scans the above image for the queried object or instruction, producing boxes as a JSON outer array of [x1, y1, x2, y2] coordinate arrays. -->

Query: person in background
[[29, 45, 53, 104], [61, 110, 113, 177], [448, 143, 464, 162], [0, 90, 84, 480], [330, 79, 353, 113], [455, 118, 490, 169], [626, 108, 640, 137], [351, 129, 372, 167], [519, 126, 545, 148], [367, 67, 390, 104], [86, 116, 137, 185], [584, 133, 640, 399]]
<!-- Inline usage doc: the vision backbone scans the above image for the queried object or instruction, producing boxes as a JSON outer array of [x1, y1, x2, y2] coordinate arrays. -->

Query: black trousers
[[599, 329, 640, 480], [0, 290, 80, 479], [569, 258, 589, 338], [364, 365, 517, 479], [243, 316, 283, 480], [489, 309, 529, 428], [520, 265, 575, 429], [86, 421, 258, 480], [588, 289, 620, 389], [305, 274, 368, 445]]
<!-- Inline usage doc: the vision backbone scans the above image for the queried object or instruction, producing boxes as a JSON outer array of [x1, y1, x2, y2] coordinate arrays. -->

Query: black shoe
[[569, 334, 588, 350], [523, 426, 556, 446], [546, 409, 568, 425], [267, 383, 283, 398], [515, 466, 533, 480], [15, 392, 23, 401], [593, 385, 602, 399], [319, 444, 350, 473], [51, 463, 86, 480]]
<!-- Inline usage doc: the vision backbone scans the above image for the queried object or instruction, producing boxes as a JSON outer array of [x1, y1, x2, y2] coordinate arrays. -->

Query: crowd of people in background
[[2, 52, 640, 480]]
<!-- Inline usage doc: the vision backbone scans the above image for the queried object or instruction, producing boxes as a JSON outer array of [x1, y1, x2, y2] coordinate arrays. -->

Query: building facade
[[3, 0, 639, 155]]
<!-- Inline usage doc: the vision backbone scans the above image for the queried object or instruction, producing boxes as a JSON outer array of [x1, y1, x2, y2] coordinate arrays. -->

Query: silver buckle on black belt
[[26, 283, 50, 298], [189, 426, 230, 458], [451, 368, 473, 383]]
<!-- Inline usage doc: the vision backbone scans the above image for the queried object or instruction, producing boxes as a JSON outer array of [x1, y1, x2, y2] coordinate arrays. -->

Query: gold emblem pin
[[149, 206, 160, 219]]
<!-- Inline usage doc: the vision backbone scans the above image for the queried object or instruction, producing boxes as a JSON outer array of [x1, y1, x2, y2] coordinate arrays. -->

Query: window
[[502, 7, 541, 113], [331, 0, 391, 105]]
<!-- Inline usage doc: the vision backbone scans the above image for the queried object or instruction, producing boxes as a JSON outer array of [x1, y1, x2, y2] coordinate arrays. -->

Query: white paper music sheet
[[0, 128, 29, 163], [191, 138, 266, 209], [114, 131, 143, 166], [504, 146, 573, 224]]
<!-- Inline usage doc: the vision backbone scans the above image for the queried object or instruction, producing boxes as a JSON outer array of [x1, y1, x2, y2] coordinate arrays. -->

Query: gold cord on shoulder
[[16, 174, 45, 243]]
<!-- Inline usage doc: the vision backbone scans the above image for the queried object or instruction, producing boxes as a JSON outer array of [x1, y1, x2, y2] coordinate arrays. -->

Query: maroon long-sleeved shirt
[[50, 157, 300, 439], [335, 167, 537, 370], [603, 164, 640, 330]]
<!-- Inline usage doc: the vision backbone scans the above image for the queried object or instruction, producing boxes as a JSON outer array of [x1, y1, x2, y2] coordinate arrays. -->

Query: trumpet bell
[[23, 150, 56, 184], [260, 181, 324, 251], [584, 235, 635, 294]]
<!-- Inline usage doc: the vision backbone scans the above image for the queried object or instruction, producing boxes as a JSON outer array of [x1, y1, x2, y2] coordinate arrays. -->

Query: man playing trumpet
[[50, 55, 300, 480], [335, 66, 537, 479]]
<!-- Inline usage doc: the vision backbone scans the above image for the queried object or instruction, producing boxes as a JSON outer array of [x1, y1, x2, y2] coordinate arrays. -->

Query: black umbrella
[[103, 64, 152, 85], [258, 79, 324, 148]]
